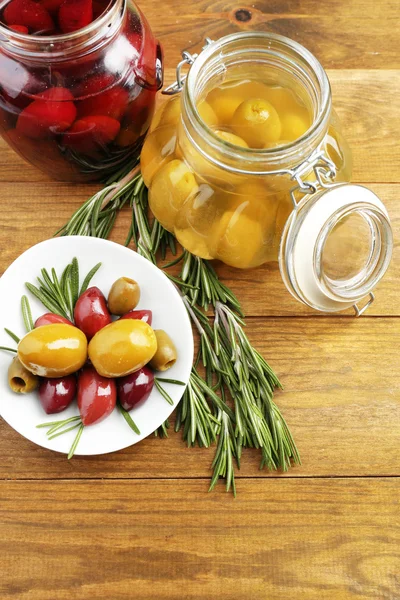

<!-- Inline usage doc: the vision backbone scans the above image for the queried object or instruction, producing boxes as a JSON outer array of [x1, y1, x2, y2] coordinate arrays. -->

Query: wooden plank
[[0, 478, 399, 599], [0, 69, 399, 184], [147, 0, 400, 69], [0, 182, 398, 316], [1, 318, 399, 480]]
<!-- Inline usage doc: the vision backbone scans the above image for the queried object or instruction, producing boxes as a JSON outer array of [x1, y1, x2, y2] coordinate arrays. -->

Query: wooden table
[[1, 1, 400, 598]]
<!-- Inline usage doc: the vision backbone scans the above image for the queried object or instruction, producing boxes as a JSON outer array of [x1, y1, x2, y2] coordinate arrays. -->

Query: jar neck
[[181, 32, 332, 175], [0, 0, 124, 61]]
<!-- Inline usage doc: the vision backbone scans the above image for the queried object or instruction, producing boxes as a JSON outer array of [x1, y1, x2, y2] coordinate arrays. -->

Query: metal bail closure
[[279, 184, 393, 314]]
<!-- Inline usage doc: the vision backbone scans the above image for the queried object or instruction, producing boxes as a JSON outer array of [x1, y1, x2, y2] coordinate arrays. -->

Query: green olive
[[108, 277, 140, 315], [8, 356, 39, 393], [232, 98, 281, 148], [149, 330, 178, 371]]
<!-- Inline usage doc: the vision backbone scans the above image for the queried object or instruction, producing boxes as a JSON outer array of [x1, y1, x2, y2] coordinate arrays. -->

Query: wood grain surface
[[0, 0, 399, 598]]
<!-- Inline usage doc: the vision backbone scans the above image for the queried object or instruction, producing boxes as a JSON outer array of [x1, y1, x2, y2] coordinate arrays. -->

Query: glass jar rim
[[0, 0, 125, 58], [182, 31, 332, 174]]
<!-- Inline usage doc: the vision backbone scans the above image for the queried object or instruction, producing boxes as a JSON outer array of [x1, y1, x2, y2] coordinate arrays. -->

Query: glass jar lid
[[279, 184, 393, 313]]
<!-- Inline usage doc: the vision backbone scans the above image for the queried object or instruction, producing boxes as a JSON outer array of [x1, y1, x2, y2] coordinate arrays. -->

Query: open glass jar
[[0, 0, 162, 181], [141, 32, 393, 314]]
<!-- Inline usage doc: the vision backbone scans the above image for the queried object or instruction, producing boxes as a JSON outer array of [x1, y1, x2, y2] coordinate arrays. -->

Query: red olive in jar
[[3, 0, 54, 33], [74, 286, 112, 340], [117, 366, 154, 411], [58, 0, 92, 34], [119, 309, 152, 325], [35, 313, 72, 328], [16, 87, 77, 139], [38, 375, 77, 414], [77, 365, 116, 426]]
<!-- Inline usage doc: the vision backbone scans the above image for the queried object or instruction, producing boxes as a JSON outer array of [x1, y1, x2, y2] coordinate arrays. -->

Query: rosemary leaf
[[21, 295, 34, 332], [68, 424, 84, 459], [118, 403, 141, 435], [4, 328, 20, 344], [79, 262, 102, 296], [154, 379, 174, 405]]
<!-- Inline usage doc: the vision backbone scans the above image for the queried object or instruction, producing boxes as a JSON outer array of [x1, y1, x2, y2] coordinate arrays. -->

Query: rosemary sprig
[[58, 171, 300, 494]]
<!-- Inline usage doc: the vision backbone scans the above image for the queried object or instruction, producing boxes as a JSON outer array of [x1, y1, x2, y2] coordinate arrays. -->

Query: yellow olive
[[150, 330, 178, 371], [108, 277, 140, 315], [88, 319, 157, 378], [214, 130, 248, 148], [232, 98, 282, 148], [140, 125, 177, 187], [8, 356, 39, 393], [197, 100, 218, 127], [207, 87, 244, 124], [208, 182, 279, 268], [149, 97, 181, 133], [149, 159, 199, 231], [18, 324, 87, 378], [280, 112, 310, 141], [174, 184, 226, 259]]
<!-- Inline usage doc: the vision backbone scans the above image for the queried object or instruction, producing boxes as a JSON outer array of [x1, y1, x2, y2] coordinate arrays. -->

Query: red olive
[[77, 365, 116, 426], [119, 309, 153, 326], [38, 375, 77, 414], [74, 286, 111, 340], [35, 313, 72, 328], [117, 366, 154, 411]]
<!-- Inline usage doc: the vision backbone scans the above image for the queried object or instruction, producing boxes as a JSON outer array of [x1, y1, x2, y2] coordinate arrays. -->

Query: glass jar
[[0, 0, 162, 181], [141, 32, 392, 314]]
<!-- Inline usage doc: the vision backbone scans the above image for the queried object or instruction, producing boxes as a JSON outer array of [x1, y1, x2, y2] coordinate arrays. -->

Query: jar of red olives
[[141, 33, 393, 314], [0, 0, 162, 181]]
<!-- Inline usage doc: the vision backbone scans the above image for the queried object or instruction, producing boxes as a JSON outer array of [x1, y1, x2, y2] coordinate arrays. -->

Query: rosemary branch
[[57, 171, 300, 494]]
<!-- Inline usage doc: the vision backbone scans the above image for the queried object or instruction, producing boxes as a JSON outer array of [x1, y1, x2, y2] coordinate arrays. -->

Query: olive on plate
[[88, 319, 157, 378], [149, 330, 177, 372], [74, 286, 111, 340], [17, 323, 87, 377], [35, 313, 72, 327], [119, 309, 152, 325], [107, 277, 140, 315], [8, 356, 39, 393], [39, 375, 77, 414], [117, 366, 154, 411], [78, 365, 116, 426]]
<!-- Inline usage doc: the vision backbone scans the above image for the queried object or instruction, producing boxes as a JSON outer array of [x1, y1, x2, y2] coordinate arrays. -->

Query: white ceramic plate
[[0, 236, 193, 455]]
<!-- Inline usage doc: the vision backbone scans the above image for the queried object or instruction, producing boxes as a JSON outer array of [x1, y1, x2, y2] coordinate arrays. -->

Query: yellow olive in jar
[[214, 130, 249, 147], [140, 125, 177, 187], [17, 324, 87, 378], [207, 87, 244, 123], [197, 100, 218, 127], [88, 319, 157, 378], [149, 159, 199, 231], [209, 182, 276, 268], [150, 97, 181, 133], [108, 277, 141, 315], [232, 98, 282, 148], [8, 356, 39, 393], [280, 112, 310, 141]]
